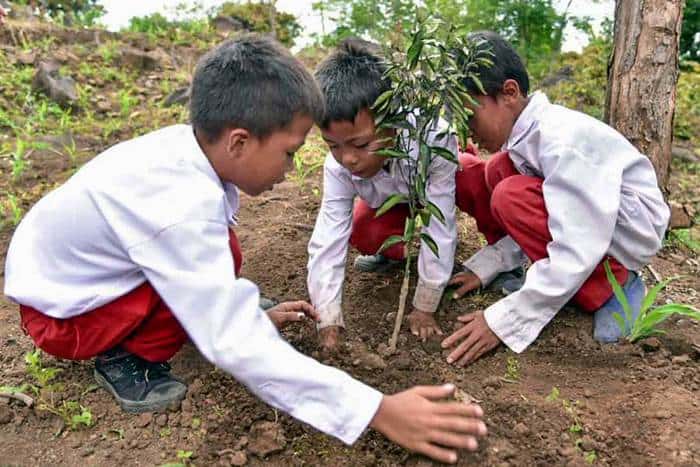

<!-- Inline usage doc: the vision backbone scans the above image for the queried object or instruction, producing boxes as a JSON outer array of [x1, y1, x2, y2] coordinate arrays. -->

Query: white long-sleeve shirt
[[3, 124, 382, 444], [464, 92, 669, 353], [307, 123, 459, 329]]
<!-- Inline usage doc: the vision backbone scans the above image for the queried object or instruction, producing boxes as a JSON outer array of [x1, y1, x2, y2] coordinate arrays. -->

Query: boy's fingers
[[448, 274, 466, 286], [441, 322, 472, 348], [413, 384, 455, 400], [458, 341, 488, 367], [457, 313, 477, 323], [435, 402, 484, 419], [417, 443, 458, 464], [429, 431, 479, 451], [447, 332, 478, 364]]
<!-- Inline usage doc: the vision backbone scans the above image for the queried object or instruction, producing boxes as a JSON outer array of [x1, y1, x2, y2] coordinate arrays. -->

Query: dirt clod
[[136, 412, 152, 428], [247, 421, 286, 458], [484, 376, 502, 389]]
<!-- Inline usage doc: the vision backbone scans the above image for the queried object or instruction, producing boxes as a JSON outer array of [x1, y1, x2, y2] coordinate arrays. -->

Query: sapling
[[371, 16, 491, 351], [604, 260, 700, 342]]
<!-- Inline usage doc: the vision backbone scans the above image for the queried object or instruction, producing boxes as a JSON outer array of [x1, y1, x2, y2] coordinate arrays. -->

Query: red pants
[[350, 151, 628, 311], [19, 230, 243, 363]]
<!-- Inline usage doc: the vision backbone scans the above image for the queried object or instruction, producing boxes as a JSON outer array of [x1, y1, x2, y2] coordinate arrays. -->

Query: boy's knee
[[484, 151, 514, 191], [490, 175, 527, 223]]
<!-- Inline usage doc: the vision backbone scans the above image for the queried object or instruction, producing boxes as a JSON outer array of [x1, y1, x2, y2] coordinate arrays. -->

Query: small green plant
[[1, 349, 94, 432], [2, 193, 23, 227], [290, 152, 324, 189], [667, 228, 700, 252], [502, 356, 520, 383], [118, 90, 138, 117], [604, 260, 700, 342], [546, 386, 560, 402], [25, 348, 62, 387], [10, 139, 28, 181]]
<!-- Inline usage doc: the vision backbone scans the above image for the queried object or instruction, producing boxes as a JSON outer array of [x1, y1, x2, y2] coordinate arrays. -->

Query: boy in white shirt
[[4, 35, 487, 464], [308, 39, 523, 352], [440, 31, 670, 367]]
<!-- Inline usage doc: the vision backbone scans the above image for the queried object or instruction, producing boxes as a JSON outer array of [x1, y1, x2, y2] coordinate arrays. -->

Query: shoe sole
[[94, 369, 186, 413]]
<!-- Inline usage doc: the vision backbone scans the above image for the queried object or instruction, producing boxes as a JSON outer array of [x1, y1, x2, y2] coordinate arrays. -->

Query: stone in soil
[[484, 376, 503, 389], [229, 450, 248, 466], [247, 421, 286, 457], [513, 422, 530, 436], [640, 337, 662, 352], [136, 412, 153, 428], [0, 405, 12, 424]]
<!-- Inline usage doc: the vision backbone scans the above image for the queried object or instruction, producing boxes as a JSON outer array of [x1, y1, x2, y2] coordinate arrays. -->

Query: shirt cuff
[[462, 245, 507, 286], [412, 278, 444, 313], [331, 381, 384, 444], [483, 296, 532, 353], [316, 301, 345, 329]]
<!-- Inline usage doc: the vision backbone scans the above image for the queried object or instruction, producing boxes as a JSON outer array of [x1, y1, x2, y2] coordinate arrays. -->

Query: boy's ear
[[225, 128, 251, 159], [501, 79, 522, 103]]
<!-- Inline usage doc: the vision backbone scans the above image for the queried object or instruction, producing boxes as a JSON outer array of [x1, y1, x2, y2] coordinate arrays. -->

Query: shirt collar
[[181, 124, 240, 223], [505, 91, 549, 150]]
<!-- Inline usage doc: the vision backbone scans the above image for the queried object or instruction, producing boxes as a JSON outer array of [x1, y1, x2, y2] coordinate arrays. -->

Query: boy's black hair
[[314, 38, 390, 128], [190, 34, 324, 142], [461, 31, 529, 97]]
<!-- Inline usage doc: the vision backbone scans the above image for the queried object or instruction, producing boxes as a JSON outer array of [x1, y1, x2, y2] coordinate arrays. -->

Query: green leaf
[[377, 235, 404, 254], [374, 148, 409, 159], [372, 90, 394, 111], [419, 210, 431, 227], [425, 201, 446, 224], [420, 233, 439, 258], [375, 194, 407, 218], [604, 260, 632, 325], [612, 312, 627, 335], [404, 217, 415, 240], [629, 304, 700, 341], [430, 145, 458, 164], [469, 73, 486, 95], [640, 276, 676, 313]]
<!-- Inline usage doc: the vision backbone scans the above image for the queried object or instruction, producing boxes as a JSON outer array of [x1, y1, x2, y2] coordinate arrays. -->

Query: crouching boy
[[4, 35, 486, 464], [441, 31, 670, 366]]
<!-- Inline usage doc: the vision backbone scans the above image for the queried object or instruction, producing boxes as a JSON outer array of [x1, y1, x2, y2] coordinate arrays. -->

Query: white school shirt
[[307, 124, 459, 329], [3, 124, 382, 444], [463, 92, 670, 353]]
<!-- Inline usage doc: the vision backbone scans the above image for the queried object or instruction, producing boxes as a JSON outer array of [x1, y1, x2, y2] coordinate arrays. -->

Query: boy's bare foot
[[318, 325, 344, 356], [407, 309, 443, 340], [448, 271, 482, 299], [370, 384, 487, 464]]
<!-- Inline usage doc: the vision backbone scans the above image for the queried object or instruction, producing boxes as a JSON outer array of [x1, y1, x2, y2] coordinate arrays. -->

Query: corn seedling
[[372, 15, 491, 351], [604, 260, 700, 342]]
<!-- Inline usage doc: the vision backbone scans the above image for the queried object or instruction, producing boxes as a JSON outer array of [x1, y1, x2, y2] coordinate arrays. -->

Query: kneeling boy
[[441, 31, 670, 366]]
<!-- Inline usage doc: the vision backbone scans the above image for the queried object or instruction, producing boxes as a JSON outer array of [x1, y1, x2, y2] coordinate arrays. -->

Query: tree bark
[[605, 0, 684, 192]]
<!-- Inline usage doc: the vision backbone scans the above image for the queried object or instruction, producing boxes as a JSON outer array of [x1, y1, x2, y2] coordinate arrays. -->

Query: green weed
[[604, 261, 700, 342], [502, 356, 520, 383], [1, 193, 23, 228]]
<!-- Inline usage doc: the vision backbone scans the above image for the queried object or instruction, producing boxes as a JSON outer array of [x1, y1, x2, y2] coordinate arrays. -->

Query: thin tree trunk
[[389, 246, 411, 352], [605, 0, 684, 193]]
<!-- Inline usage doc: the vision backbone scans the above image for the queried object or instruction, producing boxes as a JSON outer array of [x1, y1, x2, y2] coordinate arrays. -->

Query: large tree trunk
[[605, 0, 684, 193]]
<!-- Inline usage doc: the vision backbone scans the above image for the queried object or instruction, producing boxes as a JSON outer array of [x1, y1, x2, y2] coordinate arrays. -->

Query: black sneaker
[[353, 254, 402, 273], [94, 348, 187, 413]]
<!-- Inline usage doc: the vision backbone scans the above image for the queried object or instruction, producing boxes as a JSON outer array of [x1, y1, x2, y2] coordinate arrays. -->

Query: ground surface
[[1, 19, 700, 467]]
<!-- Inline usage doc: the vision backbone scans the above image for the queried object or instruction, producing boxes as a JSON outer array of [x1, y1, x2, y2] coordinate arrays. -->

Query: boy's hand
[[0, 6, 6, 25], [407, 308, 443, 340], [448, 271, 482, 299], [370, 384, 487, 464], [266, 301, 319, 330], [441, 311, 500, 366], [318, 325, 343, 354]]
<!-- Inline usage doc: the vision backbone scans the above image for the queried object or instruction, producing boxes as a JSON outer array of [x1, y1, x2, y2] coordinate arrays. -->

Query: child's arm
[[306, 157, 355, 345], [127, 219, 486, 460], [457, 236, 526, 295]]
